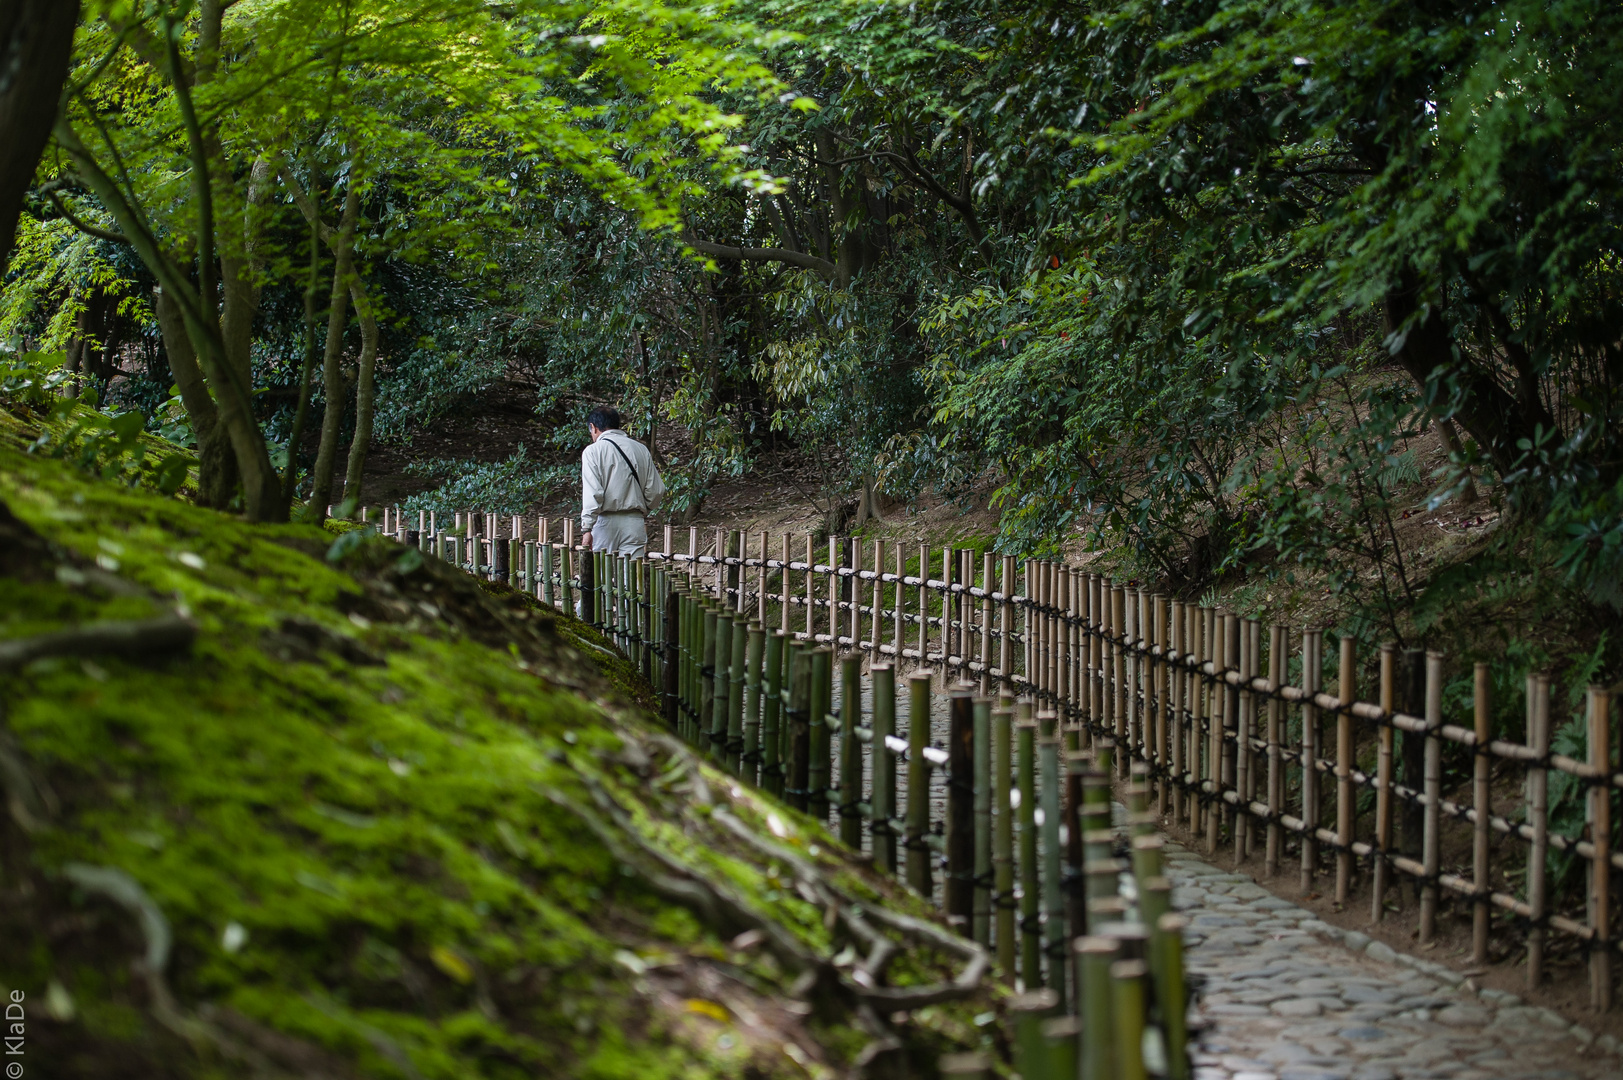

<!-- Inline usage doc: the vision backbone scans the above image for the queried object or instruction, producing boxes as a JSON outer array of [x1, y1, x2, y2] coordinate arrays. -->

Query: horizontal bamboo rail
[[365, 507, 1620, 1010]]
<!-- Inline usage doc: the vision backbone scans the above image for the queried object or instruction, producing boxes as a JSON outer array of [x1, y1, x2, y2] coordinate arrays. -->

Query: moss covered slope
[[0, 420, 988, 1079]]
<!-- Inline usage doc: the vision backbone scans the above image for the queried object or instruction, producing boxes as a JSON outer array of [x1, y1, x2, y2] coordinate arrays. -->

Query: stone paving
[[1163, 839, 1623, 1080]]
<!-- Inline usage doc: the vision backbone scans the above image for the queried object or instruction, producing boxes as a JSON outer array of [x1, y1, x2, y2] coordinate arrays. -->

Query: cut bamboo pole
[[1064, 751, 1088, 944], [872, 663, 898, 874], [1039, 729, 1067, 1007], [906, 671, 934, 897], [919, 543, 930, 663], [781, 533, 791, 634], [808, 647, 833, 822], [839, 652, 865, 849], [711, 613, 733, 762], [1587, 685, 1611, 1012], [785, 641, 810, 812], [973, 696, 994, 946], [1228, 615, 1247, 866], [939, 1052, 993, 1080], [1371, 642, 1394, 919], [1041, 1015, 1079, 1080], [1111, 959, 1148, 1080], [1010, 989, 1058, 1080], [981, 551, 995, 696], [1001, 555, 1016, 688], [1471, 661, 1491, 965], [993, 704, 1016, 978], [700, 606, 717, 752], [1300, 629, 1321, 892], [1018, 709, 1041, 989], [805, 535, 815, 640], [1336, 635, 1355, 905], [897, 546, 908, 659], [1527, 672, 1550, 989], [1074, 936, 1116, 1080], [946, 685, 976, 933], [872, 540, 886, 652], [1204, 609, 1220, 856], [1419, 650, 1443, 944], [726, 613, 746, 773], [1267, 625, 1286, 879], [1114, 587, 1128, 777], [1157, 913, 1190, 1080]]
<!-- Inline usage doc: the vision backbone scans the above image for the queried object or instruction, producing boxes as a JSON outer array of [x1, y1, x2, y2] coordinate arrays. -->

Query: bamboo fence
[[365, 506, 1621, 1017]]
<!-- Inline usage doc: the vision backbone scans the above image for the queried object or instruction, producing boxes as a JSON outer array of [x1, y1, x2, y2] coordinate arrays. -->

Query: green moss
[[0, 411, 984, 1078]]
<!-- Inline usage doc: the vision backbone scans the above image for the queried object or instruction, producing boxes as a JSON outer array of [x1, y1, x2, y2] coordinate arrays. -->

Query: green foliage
[[401, 447, 578, 518]]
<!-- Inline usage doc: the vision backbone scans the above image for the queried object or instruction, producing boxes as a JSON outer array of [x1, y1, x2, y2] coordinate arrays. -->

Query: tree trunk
[[340, 279, 378, 506], [0, 0, 80, 273], [283, 219, 324, 506], [307, 186, 359, 521], [219, 159, 273, 397], [1383, 276, 1554, 480], [153, 286, 238, 508]]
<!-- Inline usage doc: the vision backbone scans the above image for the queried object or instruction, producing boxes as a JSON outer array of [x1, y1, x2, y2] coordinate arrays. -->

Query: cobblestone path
[[1164, 839, 1622, 1080]]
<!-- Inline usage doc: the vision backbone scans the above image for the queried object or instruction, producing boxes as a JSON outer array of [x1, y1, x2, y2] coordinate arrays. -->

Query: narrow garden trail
[[1163, 839, 1621, 1080]]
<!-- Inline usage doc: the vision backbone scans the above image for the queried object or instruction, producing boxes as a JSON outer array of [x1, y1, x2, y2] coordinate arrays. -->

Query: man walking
[[581, 407, 664, 558]]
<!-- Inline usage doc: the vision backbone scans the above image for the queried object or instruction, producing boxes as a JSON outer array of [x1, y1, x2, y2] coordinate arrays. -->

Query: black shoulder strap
[[602, 434, 646, 504]]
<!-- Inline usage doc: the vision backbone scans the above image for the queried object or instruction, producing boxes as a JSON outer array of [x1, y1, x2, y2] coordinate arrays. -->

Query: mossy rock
[[0, 411, 992, 1078]]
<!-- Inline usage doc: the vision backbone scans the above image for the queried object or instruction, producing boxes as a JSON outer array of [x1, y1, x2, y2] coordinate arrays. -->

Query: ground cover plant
[[0, 400, 989, 1078]]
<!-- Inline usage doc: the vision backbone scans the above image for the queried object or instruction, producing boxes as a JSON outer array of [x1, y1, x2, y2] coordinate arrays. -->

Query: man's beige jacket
[[580, 429, 664, 533]]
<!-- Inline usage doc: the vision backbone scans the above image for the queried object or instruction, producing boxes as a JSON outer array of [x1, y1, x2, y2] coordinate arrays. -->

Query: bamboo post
[[872, 663, 898, 874], [1187, 608, 1202, 835], [700, 606, 718, 751], [808, 647, 833, 821], [919, 543, 931, 663], [1471, 661, 1491, 964], [1150, 594, 1166, 817], [1587, 685, 1612, 1012], [827, 535, 839, 644], [1265, 625, 1285, 878], [876, 535, 889, 649], [973, 696, 994, 946], [757, 530, 768, 625], [662, 583, 679, 729], [785, 639, 811, 808], [1205, 609, 1221, 855], [1230, 615, 1248, 866], [839, 652, 864, 849], [946, 685, 976, 933], [905, 671, 934, 897], [761, 631, 786, 797], [1419, 650, 1443, 944], [743, 623, 766, 782], [711, 613, 733, 762], [805, 535, 815, 639], [780, 533, 791, 635], [1371, 642, 1394, 919], [1527, 672, 1550, 989], [1017, 709, 1041, 989], [1111, 959, 1148, 1080], [726, 614, 747, 773], [1336, 635, 1355, 905], [1114, 588, 1129, 775], [1039, 729, 1066, 1007], [1041, 1015, 1079, 1080], [896, 545, 907, 659], [981, 551, 995, 696], [1000, 555, 1016, 690], [1010, 990, 1059, 1080], [1300, 629, 1321, 892], [939, 1052, 993, 1080], [993, 704, 1016, 978], [1074, 936, 1116, 1080], [1125, 586, 1139, 763], [1064, 752, 1088, 944], [1158, 913, 1190, 1080]]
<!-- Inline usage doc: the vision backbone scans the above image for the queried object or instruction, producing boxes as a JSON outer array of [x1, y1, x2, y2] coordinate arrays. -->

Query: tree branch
[[46, 190, 131, 244], [682, 232, 837, 280]]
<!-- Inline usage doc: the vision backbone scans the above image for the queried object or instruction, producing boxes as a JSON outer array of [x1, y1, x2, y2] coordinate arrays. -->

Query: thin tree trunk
[[153, 286, 238, 508], [283, 216, 324, 506], [340, 279, 378, 506], [307, 185, 359, 521], [0, 0, 80, 273]]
